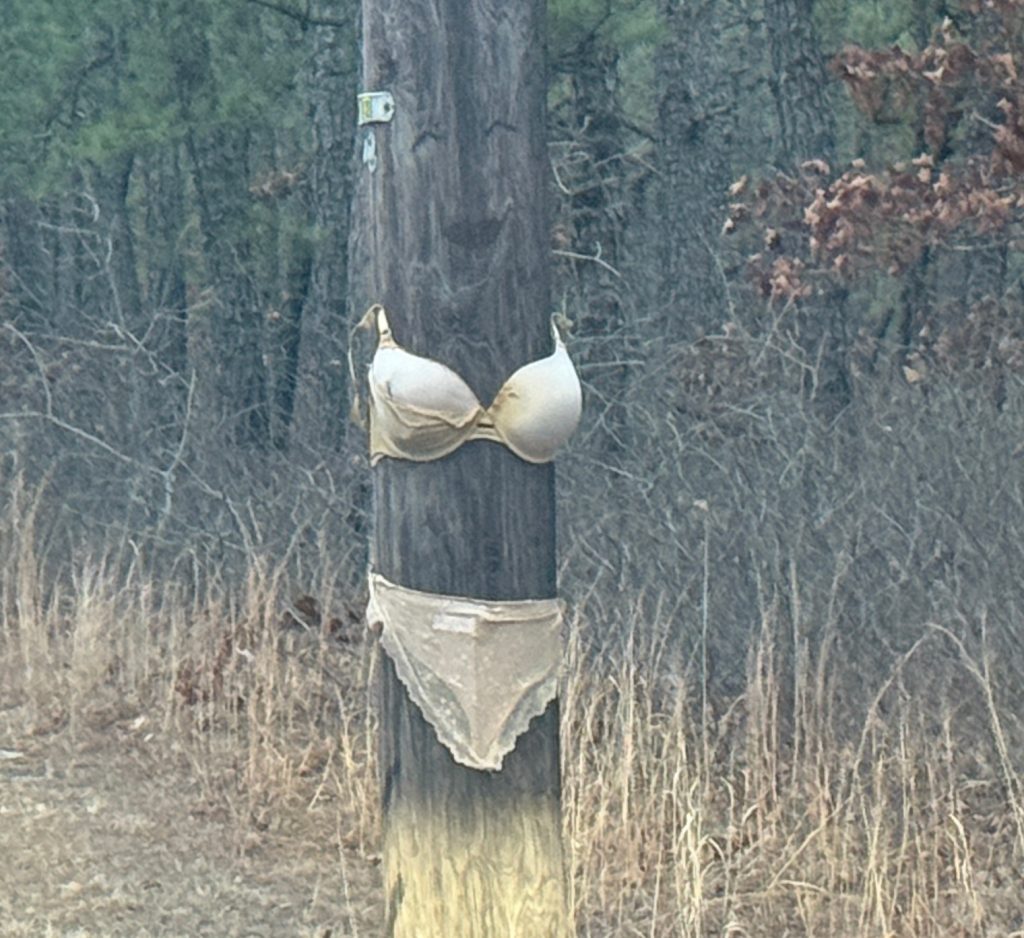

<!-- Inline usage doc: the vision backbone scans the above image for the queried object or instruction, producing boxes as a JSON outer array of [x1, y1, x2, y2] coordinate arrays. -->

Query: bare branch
[[553, 243, 623, 278]]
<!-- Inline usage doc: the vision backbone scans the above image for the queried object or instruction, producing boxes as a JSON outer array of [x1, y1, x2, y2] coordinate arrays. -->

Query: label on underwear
[[366, 572, 563, 771]]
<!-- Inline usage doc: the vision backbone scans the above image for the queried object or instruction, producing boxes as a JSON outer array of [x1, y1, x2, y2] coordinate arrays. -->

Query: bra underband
[[366, 570, 563, 771], [359, 305, 582, 465]]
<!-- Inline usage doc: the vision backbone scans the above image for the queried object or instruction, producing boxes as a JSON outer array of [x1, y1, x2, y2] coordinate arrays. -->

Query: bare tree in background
[[654, 0, 769, 336], [290, 1, 357, 455]]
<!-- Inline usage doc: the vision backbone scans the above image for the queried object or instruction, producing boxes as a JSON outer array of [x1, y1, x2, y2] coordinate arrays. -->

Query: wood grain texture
[[350, 0, 569, 934]]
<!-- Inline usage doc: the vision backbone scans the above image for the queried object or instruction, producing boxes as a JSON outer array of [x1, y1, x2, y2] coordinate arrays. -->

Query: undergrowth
[[3, 335, 1024, 935]]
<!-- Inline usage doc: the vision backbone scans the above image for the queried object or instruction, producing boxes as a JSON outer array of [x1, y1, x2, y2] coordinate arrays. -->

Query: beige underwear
[[366, 571, 563, 771]]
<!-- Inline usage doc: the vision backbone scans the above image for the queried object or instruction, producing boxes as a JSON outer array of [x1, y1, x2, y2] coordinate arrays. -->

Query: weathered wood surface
[[349, 0, 569, 935]]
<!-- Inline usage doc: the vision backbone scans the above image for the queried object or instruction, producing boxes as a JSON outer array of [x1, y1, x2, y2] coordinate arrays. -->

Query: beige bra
[[364, 305, 582, 465]]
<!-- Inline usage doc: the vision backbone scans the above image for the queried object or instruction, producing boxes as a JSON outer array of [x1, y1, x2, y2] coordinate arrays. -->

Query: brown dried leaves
[[726, 8, 1024, 305]]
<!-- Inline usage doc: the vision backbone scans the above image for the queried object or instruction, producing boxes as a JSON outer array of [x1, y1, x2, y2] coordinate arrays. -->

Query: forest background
[[3, 0, 1024, 935]]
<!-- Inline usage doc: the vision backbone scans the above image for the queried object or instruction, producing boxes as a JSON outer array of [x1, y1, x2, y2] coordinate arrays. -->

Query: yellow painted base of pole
[[379, 656, 569, 937], [383, 799, 570, 938]]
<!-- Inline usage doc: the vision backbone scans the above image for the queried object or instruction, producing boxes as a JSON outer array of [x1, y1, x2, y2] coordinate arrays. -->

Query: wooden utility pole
[[350, 1, 569, 936]]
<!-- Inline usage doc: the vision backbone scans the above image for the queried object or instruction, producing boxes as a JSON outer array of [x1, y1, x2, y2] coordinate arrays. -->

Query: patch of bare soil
[[0, 706, 381, 938]]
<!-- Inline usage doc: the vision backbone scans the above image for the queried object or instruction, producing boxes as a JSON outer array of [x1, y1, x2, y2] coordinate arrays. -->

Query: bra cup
[[371, 347, 481, 421], [488, 344, 583, 463], [364, 309, 582, 465]]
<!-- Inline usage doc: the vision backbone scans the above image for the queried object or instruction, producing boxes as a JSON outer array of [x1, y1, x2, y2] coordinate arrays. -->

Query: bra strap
[[347, 303, 390, 429], [551, 311, 573, 347], [374, 304, 397, 348]]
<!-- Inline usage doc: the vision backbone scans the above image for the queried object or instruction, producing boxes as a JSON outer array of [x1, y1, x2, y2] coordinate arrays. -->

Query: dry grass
[[2, 467, 1023, 937], [565, 600, 1024, 937]]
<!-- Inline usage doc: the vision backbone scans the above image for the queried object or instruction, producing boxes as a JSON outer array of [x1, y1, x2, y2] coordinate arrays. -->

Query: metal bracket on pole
[[357, 91, 396, 125]]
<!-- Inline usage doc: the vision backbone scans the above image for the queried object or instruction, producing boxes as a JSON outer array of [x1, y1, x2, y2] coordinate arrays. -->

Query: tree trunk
[[765, 0, 849, 410], [2, 198, 53, 327], [92, 153, 143, 331], [164, 0, 269, 453], [655, 0, 767, 336], [350, 1, 569, 935], [142, 146, 189, 381], [291, 2, 358, 454], [267, 233, 311, 451], [765, 0, 836, 165], [186, 125, 270, 452]]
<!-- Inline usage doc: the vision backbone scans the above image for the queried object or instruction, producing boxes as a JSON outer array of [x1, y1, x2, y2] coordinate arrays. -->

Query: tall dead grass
[[564, 585, 1024, 936]]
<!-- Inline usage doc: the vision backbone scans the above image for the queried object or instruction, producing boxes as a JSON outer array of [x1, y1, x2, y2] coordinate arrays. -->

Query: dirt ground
[[0, 704, 382, 938]]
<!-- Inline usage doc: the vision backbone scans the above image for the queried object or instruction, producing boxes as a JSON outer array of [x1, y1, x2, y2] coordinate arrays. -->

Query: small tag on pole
[[362, 131, 378, 172]]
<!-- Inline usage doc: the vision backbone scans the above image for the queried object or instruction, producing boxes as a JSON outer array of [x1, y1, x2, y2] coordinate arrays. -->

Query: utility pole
[[350, 1, 570, 936]]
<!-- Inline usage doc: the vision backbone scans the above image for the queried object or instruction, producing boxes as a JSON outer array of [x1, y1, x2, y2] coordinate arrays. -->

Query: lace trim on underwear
[[366, 571, 563, 771]]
